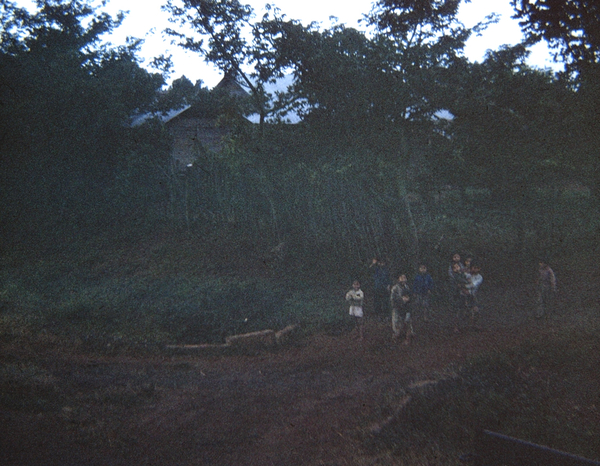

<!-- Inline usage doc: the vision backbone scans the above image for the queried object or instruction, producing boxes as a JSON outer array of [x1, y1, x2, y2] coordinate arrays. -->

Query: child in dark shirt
[[449, 262, 470, 332], [463, 256, 473, 273], [413, 264, 434, 322], [370, 258, 392, 320]]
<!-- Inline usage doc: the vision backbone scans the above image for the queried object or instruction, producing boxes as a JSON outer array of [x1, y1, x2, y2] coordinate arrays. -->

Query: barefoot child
[[449, 262, 471, 332], [370, 258, 392, 320], [390, 274, 413, 344], [413, 264, 434, 322], [346, 280, 365, 339], [465, 263, 483, 327], [536, 260, 556, 318]]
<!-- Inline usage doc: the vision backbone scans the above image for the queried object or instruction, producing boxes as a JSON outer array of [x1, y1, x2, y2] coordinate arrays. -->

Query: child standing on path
[[390, 274, 413, 344], [465, 263, 483, 327], [447, 253, 465, 310], [536, 260, 557, 318], [449, 262, 471, 333], [370, 258, 392, 320], [413, 264, 434, 322], [346, 280, 365, 340]]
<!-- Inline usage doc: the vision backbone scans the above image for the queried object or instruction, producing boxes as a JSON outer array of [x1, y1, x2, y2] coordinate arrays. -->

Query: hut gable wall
[[166, 73, 250, 169], [166, 115, 229, 168]]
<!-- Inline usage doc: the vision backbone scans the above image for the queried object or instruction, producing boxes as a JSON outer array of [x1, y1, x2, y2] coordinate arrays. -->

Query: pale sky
[[14, 0, 561, 87]]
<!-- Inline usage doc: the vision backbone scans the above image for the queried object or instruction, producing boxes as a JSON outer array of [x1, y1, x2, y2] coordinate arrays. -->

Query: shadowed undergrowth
[[367, 324, 600, 464], [0, 249, 344, 351]]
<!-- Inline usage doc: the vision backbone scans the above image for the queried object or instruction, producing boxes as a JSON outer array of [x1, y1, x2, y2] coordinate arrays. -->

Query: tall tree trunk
[[397, 171, 420, 272], [398, 130, 420, 271]]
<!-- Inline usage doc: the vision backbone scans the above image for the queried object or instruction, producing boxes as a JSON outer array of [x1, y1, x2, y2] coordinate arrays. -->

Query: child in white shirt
[[346, 280, 364, 340]]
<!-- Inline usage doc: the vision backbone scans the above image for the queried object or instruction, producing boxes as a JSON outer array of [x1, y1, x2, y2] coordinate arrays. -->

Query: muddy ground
[[1, 287, 597, 466]]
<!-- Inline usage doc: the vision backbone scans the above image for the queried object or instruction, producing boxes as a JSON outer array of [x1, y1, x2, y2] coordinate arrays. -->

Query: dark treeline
[[1, 0, 599, 277]]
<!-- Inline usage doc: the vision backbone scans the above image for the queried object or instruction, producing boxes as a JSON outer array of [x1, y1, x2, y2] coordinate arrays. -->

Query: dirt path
[[1, 300, 595, 466]]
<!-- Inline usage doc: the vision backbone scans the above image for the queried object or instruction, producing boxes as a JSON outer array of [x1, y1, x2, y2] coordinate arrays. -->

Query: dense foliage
[[510, 0, 600, 203], [0, 0, 166, 246], [511, 0, 600, 71], [0, 0, 598, 271]]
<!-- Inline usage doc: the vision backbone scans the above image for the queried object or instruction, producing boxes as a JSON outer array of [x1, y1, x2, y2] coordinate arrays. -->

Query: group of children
[[447, 253, 484, 333], [345, 254, 483, 343], [347, 253, 559, 342]]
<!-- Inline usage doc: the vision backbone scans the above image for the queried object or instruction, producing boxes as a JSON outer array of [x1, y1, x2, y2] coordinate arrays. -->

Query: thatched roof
[[130, 105, 192, 127], [213, 70, 250, 98]]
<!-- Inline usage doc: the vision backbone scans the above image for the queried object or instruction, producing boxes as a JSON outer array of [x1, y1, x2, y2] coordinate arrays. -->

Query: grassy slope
[[0, 226, 349, 350]]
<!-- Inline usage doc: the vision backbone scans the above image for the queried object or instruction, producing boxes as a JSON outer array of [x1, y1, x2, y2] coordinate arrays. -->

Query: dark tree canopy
[[163, 0, 254, 85], [511, 0, 600, 71], [0, 0, 166, 242], [368, 0, 463, 41]]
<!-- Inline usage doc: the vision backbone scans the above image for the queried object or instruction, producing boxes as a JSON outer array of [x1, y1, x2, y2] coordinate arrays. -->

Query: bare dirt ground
[[1, 288, 597, 466]]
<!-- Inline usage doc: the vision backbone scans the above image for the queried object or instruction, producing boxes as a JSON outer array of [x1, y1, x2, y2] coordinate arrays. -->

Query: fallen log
[[275, 325, 298, 345], [225, 329, 276, 348], [166, 325, 300, 353], [165, 343, 229, 355]]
